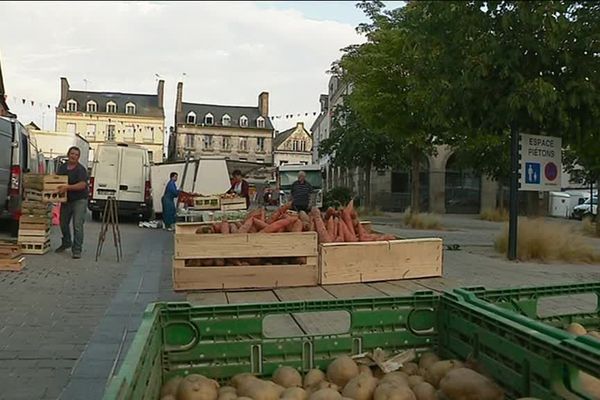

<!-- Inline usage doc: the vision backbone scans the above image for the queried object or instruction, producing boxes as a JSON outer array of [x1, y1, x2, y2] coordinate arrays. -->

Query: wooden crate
[[21, 200, 51, 216], [220, 197, 247, 211], [24, 189, 66, 203], [193, 196, 221, 210], [173, 232, 318, 290], [0, 256, 25, 272], [20, 240, 50, 255], [175, 221, 242, 235], [318, 238, 443, 285], [24, 174, 67, 191]]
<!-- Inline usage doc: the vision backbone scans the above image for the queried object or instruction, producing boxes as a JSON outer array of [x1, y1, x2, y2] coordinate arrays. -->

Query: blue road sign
[[525, 162, 541, 184]]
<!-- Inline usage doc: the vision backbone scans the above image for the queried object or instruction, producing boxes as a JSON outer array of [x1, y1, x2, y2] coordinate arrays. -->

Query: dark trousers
[[60, 199, 87, 254], [292, 204, 310, 213]]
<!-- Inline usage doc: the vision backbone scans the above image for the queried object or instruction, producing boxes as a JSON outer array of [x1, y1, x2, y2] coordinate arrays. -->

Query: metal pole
[[508, 126, 519, 260]]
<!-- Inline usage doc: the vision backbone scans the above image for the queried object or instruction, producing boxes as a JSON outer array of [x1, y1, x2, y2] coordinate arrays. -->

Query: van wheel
[[91, 211, 101, 221]]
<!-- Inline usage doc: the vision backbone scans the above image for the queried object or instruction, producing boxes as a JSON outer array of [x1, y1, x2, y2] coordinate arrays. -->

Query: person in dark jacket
[[290, 171, 313, 212], [228, 169, 250, 208], [162, 172, 180, 231]]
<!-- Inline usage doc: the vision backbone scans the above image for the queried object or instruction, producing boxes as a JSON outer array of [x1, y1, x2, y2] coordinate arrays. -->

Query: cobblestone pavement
[[0, 213, 598, 399]]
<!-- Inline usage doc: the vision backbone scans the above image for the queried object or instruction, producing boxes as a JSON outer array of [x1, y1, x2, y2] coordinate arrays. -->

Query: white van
[[88, 143, 152, 221]]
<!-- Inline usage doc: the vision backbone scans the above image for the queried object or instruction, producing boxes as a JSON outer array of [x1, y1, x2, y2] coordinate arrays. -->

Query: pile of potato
[[158, 353, 549, 400], [565, 322, 600, 339]]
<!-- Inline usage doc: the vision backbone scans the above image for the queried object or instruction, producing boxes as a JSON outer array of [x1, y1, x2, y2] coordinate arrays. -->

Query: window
[[107, 125, 115, 141], [86, 101, 97, 113], [257, 116, 265, 128], [301, 141, 306, 151], [239, 137, 248, 151], [106, 101, 117, 113], [66, 123, 76, 134], [204, 113, 214, 125], [222, 114, 231, 126], [187, 111, 196, 124], [291, 140, 298, 151], [125, 102, 136, 114], [86, 124, 96, 138], [256, 137, 265, 152], [239, 115, 248, 127], [222, 136, 231, 150], [124, 125, 134, 141], [148, 151, 154, 162], [203, 135, 213, 150], [66, 99, 77, 112], [185, 134, 195, 148]]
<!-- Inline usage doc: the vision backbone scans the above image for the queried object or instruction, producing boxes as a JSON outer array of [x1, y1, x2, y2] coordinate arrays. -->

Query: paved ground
[[0, 213, 598, 399]]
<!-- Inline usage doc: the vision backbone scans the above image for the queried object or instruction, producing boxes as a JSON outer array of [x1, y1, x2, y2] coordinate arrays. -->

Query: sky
[[0, 1, 403, 137]]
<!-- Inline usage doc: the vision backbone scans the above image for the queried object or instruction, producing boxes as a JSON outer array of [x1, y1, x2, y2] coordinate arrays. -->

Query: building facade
[[273, 122, 313, 166], [0, 60, 15, 118], [169, 82, 274, 164], [56, 78, 165, 162]]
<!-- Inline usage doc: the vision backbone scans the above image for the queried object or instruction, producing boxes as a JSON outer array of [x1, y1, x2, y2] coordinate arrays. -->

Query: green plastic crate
[[103, 291, 599, 400]]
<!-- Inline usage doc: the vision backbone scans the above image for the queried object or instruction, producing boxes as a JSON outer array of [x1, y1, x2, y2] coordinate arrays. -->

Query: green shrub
[[322, 187, 353, 209]]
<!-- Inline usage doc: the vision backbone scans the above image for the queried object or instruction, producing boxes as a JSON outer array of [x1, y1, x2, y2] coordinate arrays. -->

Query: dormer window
[[256, 116, 265, 128], [222, 114, 231, 126], [66, 99, 78, 112], [204, 113, 214, 125], [187, 111, 196, 124], [86, 101, 97, 113], [125, 102, 136, 114], [106, 101, 117, 113], [239, 115, 248, 128]]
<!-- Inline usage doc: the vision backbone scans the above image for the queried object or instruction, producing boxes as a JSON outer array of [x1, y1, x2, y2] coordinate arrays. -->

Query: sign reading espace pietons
[[519, 134, 562, 191]]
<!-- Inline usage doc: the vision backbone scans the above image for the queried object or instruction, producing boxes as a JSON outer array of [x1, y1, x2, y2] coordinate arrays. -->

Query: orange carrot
[[290, 219, 303, 232], [259, 208, 266, 222], [298, 211, 311, 231], [213, 223, 222, 233], [310, 207, 332, 243], [238, 218, 254, 233], [244, 209, 261, 222], [324, 207, 336, 220], [338, 217, 357, 242], [267, 204, 291, 223], [341, 207, 356, 238], [347, 199, 357, 219], [326, 217, 335, 236], [357, 222, 369, 242], [221, 220, 230, 234], [229, 223, 238, 234], [253, 218, 269, 231], [261, 217, 297, 233]]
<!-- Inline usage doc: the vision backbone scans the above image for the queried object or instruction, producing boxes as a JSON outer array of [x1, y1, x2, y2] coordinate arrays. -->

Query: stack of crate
[[0, 240, 25, 271], [18, 174, 67, 254]]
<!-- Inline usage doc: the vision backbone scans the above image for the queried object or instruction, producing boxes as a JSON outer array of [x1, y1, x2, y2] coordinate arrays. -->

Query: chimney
[[60, 77, 70, 104], [258, 92, 269, 118], [175, 81, 183, 124], [319, 94, 329, 112], [157, 79, 165, 109], [296, 122, 304, 130]]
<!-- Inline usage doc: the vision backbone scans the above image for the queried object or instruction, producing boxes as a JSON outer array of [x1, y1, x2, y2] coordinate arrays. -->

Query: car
[[571, 195, 598, 220]]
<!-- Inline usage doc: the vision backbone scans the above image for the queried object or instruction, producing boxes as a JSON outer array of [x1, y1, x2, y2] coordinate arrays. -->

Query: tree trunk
[[364, 163, 372, 209], [596, 179, 600, 237], [410, 149, 421, 214]]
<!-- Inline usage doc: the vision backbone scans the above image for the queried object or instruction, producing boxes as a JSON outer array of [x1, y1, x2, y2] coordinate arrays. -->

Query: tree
[[319, 104, 398, 208]]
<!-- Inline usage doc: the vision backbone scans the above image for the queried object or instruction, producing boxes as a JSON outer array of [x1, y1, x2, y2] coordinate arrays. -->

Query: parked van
[[88, 143, 152, 221], [0, 116, 44, 234]]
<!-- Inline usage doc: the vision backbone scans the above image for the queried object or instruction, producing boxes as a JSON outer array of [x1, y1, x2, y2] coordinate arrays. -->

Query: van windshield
[[584, 196, 598, 205]]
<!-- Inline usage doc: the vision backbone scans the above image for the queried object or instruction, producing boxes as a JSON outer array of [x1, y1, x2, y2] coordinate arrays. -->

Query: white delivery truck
[[88, 143, 152, 221], [31, 130, 90, 173]]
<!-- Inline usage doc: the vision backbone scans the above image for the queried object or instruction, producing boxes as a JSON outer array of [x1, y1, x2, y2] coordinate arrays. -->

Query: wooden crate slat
[[174, 232, 317, 259], [173, 264, 318, 291], [319, 238, 443, 285], [18, 235, 49, 244], [0, 256, 25, 272], [20, 241, 50, 255], [24, 189, 67, 203]]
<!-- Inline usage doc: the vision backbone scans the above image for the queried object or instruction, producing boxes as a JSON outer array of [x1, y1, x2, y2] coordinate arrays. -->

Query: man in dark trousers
[[290, 171, 313, 212], [55, 146, 88, 259]]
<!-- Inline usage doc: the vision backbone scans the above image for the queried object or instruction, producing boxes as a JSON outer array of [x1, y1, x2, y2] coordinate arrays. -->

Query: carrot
[[310, 214, 316, 232], [261, 217, 297, 233], [267, 204, 291, 223], [290, 219, 303, 232], [195, 225, 214, 234], [357, 221, 369, 242], [326, 216, 335, 236], [324, 207, 336, 220], [341, 207, 356, 237], [229, 223, 238, 233], [310, 207, 332, 243], [253, 218, 269, 231], [347, 199, 357, 219], [213, 223, 222, 233], [238, 218, 254, 233], [259, 208, 266, 222], [338, 217, 357, 242], [244, 209, 261, 222], [333, 217, 339, 238], [298, 211, 311, 231], [248, 224, 257, 233], [221, 220, 230, 234]]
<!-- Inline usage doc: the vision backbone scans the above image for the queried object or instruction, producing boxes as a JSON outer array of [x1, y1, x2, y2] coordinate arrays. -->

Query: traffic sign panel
[[519, 134, 561, 191]]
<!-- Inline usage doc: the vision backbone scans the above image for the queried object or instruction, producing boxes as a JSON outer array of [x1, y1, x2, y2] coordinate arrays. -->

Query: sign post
[[508, 133, 562, 260]]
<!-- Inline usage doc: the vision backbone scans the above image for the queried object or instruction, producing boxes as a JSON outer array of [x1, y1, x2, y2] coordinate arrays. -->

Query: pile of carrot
[[197, 200, 394, 244]]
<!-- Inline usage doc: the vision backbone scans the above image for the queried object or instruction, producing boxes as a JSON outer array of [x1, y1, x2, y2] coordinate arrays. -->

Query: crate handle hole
[[263, 311, 350, 338], [163, 321, 199, 352], [406, 308, 436, 336]]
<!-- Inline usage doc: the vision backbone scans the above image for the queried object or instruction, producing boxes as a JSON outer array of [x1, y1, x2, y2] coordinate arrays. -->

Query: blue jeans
[[60, 199, 87, 254]]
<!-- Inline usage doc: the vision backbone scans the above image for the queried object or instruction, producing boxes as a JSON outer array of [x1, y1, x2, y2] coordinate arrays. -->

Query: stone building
[[169, 82, 274, 165], [273, 122, 312, 166], [56, 78, 166, 162]]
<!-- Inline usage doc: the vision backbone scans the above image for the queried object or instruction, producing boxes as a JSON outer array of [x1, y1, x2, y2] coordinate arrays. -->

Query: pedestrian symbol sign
[[525, 162, 540, 184], [519, 134, 561, 191]]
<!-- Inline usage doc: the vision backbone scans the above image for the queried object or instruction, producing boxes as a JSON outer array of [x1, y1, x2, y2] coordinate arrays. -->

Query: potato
[[238, 397, 254, 400], [327, 356, 360, 387], [273, 367, 302, 388], [341, 373, 378, 400], [418, 353, 440, 370], [373, 383, 416, 400], [407, 376, 424, 389], [161, 376, 184, 398], [313, 381, 340, 393], [177, 374, 220, 400], [232, 373, 258, 389], [424, 360, 463, 388], [309, 388, 343, 400], [400, 363, 420, 376], [359, 365, 374, 376], [566, 323, 587, 336], [411, 382, 436, 400], [379, 372, 409, 387], [587, 331, 600, 339], [162, 396, 176, 400], [238, 379, 280, 400], [304, 369, 326, 389], [218, 392, 237, 400], [581, 372, 600, 399], [281, 387, 308, 400], [219, 387, 237, 394], [373, 368, 386, 379], [439, 368, 504, 400]]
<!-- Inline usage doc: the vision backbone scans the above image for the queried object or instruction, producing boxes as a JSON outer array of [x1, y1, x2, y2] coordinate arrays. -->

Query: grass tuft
[[480, 208, 509, 222], [402, 208, 443, 230]]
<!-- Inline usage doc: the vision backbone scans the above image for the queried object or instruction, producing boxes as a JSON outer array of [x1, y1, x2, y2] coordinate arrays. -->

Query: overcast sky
[[1, 1, 403, 136]]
